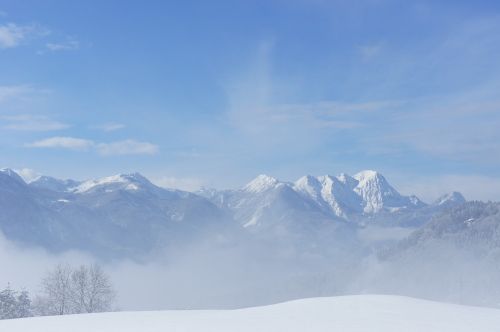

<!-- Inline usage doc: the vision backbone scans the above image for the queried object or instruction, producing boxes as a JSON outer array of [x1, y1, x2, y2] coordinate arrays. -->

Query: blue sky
[[1, 0, 500, 201]]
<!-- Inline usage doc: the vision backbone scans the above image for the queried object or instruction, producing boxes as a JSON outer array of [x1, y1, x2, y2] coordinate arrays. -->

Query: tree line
[[1, 263, 115, 320]]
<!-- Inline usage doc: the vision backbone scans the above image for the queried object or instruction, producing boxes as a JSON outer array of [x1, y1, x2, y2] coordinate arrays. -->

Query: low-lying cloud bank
[[2, 219, 500, 311]]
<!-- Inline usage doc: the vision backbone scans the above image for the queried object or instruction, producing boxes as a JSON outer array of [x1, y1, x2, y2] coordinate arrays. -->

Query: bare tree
[[34, 264, 115, 315], [40, 264, 73, 315], [37, 263, 115, 316], [70, 264, 115, 313], [70, 265, 88, 314]]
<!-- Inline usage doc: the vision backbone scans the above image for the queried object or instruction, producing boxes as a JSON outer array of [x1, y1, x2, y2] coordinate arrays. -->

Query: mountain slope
[[365, 201, 500, 307], [391, 201, 500, 255]]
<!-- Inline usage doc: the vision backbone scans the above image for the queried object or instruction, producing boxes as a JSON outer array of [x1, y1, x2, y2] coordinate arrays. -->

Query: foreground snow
[[2, 295, 500, 332]]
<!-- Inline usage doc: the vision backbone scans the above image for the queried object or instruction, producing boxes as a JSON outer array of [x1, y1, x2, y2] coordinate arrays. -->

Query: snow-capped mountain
[[293, 171, 425, 219], [0, 168, 468, 258], [0, 168, 27, 186], [243, 174, 282, 193], [72, 173, 157, 194], [0, 169, 234, 257], [29, 175, 81, 192], [200, 170, 431, 231], [200, 174, 336, 242], [432, 191, 466, 208], [294, 174, 362, 218], [352, 170, 425, 213]]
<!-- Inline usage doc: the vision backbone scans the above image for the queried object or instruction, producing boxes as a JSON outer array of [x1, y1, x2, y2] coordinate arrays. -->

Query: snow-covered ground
[[2, 295, 500, 332]]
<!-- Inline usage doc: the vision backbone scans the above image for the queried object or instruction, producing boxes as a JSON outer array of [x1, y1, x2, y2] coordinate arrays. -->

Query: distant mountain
[[432, 191, 466, 208], [0, 168, 26, 184], [29, 175, 81, 192], [199, 170, 432, 231], [0, 168, 468, 258], [0, 169, 234, 258], [352, 170, 426, 213], [294, 171, 425, 218], [214, 175, 344, 240]]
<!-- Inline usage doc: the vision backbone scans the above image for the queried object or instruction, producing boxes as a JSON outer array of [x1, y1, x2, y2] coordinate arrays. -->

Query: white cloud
[[2, 114, 70, 131], [0, 23, 48, 49], [152, 176, 204, 192], [0, 23, 29, 48], [0, 20, 80, 54], [25, 136, 94, 150], [97, 139, 159, 156], [92, 123, 126, 132]]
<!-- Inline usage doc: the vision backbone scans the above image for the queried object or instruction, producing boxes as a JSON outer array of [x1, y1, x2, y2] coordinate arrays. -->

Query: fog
[[0, 232, 93, 294], [2, 224, 500, 311], [0, 228, 357, 310]]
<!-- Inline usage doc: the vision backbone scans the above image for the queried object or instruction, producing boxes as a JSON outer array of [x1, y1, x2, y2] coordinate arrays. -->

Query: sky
[[1, 0, 500, 201]]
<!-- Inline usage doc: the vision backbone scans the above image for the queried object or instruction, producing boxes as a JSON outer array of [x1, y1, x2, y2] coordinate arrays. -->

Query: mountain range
[[0, 168, 468, 258]]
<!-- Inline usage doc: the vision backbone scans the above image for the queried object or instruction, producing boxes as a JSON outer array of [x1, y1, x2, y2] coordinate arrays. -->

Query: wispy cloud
[[225, 41, 394, 150], [0, 85, 35, 103], [0, 23, 49, 49], [92, 123, 126, 132], [262, 100, 397, 128], [2, 115, 70, 131], [97, 140, 159, 156], [0, 20, 79, 54], [25, 136, 94, 150], [358, 42, 383, 60], [364, 95, 500, 165], [45, 38, 79, 52], [25, 137, 159, 156]]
